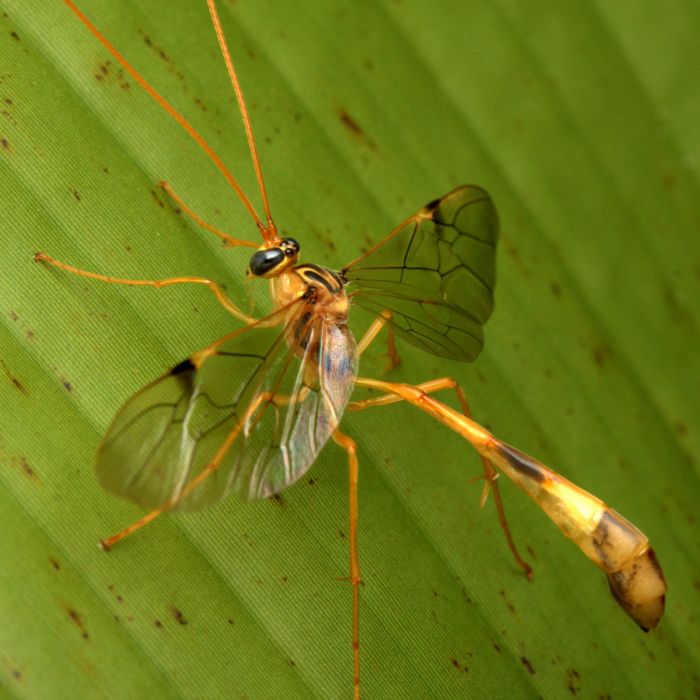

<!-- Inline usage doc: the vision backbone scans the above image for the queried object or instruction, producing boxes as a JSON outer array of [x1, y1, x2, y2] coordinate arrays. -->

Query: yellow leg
[[348, 377, 532, 578], [357, 310, 400, 372], [332, 429, 361, 700], [34, 251, 256, 325], [159, 181, 258, 249]]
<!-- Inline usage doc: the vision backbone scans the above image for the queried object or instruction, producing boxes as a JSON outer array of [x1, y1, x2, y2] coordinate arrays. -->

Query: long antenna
[[207, 0, 277, 237], [63, 0, 271, 239]]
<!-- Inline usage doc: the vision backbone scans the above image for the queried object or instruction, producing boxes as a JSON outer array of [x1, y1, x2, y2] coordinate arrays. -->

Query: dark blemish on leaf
[[589, 340, 613, 368], [49, 557, 61, 571], [62, 379, 73, 392], [492, 642, 501, 654], [550, 281, 562, 298], [150, 189, 164, 208], [337, 108, 377, 151], [0, 359, 28, 395], [227, 618, 234, 626], [4, 98, 13, 105], [498, 589, 516, 615], [520, 656, 535, 675], [450, 658, 468, 673], [281, 576, 288, 583], [566, 668, 581, 695], [66, 607, 89, 639], [169, 606, 188, 626], [72, 189, 81, 202], [12, 668, 22, 681], [10, 30, 19, 40], [307, 477, 316, 486], [107, 584, 124, 604], [1, 137, 10, 151], [674, 421, 688, 437], [526, 545, 537, 561], [16, 457, 36, 480], [288, 659, 296, 668], [272, 493, 285, 508], [338, 529, 346, 539], [102, 165, 109, 174], [154, 619, 163, 629], [504, 242, 529, 276]]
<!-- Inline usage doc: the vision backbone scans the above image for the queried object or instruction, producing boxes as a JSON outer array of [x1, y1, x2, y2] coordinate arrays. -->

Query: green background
[[0, 1, 698, 698]]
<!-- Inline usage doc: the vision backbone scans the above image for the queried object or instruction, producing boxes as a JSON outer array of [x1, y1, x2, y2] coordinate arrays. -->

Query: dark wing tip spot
[[170, 358, 195, 376], [424, 197, 441, 212]]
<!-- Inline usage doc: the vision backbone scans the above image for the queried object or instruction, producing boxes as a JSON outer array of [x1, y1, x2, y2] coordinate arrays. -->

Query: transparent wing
[[95, 301, 358, 511], [342, 185, 497, 361]]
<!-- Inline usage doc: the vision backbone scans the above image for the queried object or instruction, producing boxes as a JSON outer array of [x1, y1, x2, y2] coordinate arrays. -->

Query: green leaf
[[1, 2, 698, 698]]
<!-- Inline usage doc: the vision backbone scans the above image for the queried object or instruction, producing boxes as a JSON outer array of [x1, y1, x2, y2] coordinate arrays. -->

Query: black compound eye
[[248, 248, 285, 276]]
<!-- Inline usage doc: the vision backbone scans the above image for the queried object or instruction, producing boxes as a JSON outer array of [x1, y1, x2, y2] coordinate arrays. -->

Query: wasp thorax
[[247, 238, 300, 278]]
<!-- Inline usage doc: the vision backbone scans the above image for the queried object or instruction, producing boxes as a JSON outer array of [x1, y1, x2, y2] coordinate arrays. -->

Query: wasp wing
[[342, 185, 497, 361], [95, 301, 358, 511]]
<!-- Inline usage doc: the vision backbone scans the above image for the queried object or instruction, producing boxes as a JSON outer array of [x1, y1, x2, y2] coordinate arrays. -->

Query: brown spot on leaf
[[66, 607, 89, 639], [520, 656, 535, 675], [674, 421, 688, 437], [150, 189, 164, 208], [169, 606, 188, 626], [49, 557, 61, 571], [0, 359, 28, 395], [15, 456, 37, 480], [566, 668, 581, 695], [338, 108, 377, 150], [498, 589, 516, 615], [154, 619, 163, 629], [72, 189, 81, 202], [591, 341, 613, 368], [450, 657, 469, 673], [10, 30, 19, 40], [1, 137, 10, 151]]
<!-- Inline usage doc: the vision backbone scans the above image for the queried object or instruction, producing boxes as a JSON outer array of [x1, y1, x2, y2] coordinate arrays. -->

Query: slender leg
[[332, 429, 361, 700], [348, 377, 532, 578], [34, 252, 257, 325], [159, 181, 258, 249], [357, 310, 400, 372]]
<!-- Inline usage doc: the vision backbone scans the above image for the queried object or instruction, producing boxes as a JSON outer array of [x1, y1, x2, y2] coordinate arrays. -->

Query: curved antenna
[[207, 0, 277, 238], [63, 0, 270, 239]]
